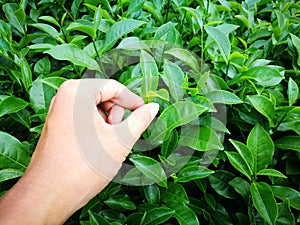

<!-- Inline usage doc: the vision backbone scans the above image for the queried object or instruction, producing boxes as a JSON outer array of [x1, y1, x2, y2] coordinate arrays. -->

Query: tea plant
[[0, 0, 299, 224]]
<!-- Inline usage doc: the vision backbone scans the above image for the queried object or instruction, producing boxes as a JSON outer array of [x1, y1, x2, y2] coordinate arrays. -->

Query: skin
[[0, 79, 159, 225]]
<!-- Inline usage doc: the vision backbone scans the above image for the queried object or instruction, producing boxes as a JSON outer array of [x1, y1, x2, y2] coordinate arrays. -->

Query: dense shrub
[[0, 0, 299, 224]]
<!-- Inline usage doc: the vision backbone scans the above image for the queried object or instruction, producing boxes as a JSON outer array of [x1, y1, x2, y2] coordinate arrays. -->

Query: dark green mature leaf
[[162, 183, 189, 204], [225, 152, 252, 180], [0, 96, 28, 117], [275, 136, 300, 152], [290, 34, 300, 66], [104, 195, 136, 211], [247, 124, 274, 173], [248, 95, 275, 126], [206, 90, 243, 104], [10, 109, 31, 129], [205, 26, 231, 63], [171, 202, 199, 225], [165, 48, 199, 72], [272, 186, 300, 210], [178, 126, 223, 151], [150, 101, 207, 144], [30, 23, 60, 38], [250, 182, 278, 225], [276, 200, 296, 225], [287, 78, 299, 106], [89, 210, 110, 225], [256, 169, 287, 178], [229, 177, 250, 199], [0, 168, 23, 182], [0, 131, 30, 171], [176, 165, 214, 183], [3, 3, 26, 34], [41, 77, 67, 90], [182, 7, 203, 30], [21, 60, 33, 92], [130, 155, 167, 187], [154, 22, 177, 40], [45, 44, 101, 71], [209, 170, 238, 199], [142, 207, 175, 225], [143, 184, 160, 204], [66, 22, 96, 40], [102, 19, 146, 53]]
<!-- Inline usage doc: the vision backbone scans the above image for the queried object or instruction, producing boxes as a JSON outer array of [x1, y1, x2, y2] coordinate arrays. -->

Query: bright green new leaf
[[10, 109, 31, 129], [39, 16, 60, 27], [287, 78, 299, 106], [141, 207, 175, 225], [21, 60, 33, 92], [178, 126, 223, 151], [182, 7, 203, 30], [66, 22, 96, 40], [175, 165, 214, 183], [206, 90, 243, 104], [34, 57, 51, 75], [205, 26, 231, 63], [247, 124, 274, 173], [0, 96, 28, 117], [257, 169, 287, 178], [0, 168, 23, 183], [45, 44, 101, 71], [41, 77, 67, 90], [250, 182, 278, 225], [30, 23, 60, 38], [150, 101, 207, 144], [94, 5, 102, 31], [225, 151, 252, 180], [248, 95, 275, 127], [0, 131, 30, 171], [290, 33, 300, 66], [161, 59, 184, 102], [102, 19, 146, 53], [154, 22, 177, 40], [130, 155, 167, 188], [272, 186, 300, 210], [275, 136, 300, 152], [3, 3, 26, 34]]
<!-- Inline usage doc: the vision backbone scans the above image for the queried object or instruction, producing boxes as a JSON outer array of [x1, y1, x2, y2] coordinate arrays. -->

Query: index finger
[[78, 79, 144, 110]]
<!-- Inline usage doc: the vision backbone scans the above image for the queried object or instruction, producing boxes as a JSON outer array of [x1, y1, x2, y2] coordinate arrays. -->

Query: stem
[[200, 28, 204, 62], [285, 69, 300, 75], [165, 0, 171, 22], [93, 40, 100, 59]]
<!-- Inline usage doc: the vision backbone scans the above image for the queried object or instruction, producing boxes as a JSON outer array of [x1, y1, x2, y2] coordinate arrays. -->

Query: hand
[[0, 79, 159, 225]]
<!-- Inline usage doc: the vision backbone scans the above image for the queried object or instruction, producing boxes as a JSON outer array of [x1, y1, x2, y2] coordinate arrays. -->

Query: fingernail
[[148, 103, 159, 119]]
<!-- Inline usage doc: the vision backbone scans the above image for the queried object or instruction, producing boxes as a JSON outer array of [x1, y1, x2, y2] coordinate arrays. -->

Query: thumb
[[112, 103, 159, 154]]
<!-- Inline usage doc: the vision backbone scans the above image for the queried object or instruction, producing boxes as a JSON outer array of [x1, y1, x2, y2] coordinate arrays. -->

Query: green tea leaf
[[272, 186, 300, 210], [150, 101, 207, 144], [229, 177, 250, 199], [182, 7, 203, 30], [10, 109, 31, 129], [0, 168, 23, 182], [176, 165, 214, 183], [142, 207, 175, 225], [3, 3, 26, 34], [179, 126, 223, 151], [247, 124, 274, 173], [154, 22, 177, 40], [143, 184, 160, 204], [287, 78, 299, 106], [66, 21, 96, 40], [205, 26, 231, 63], [206, 90, 243, 104], [45, 44, 101, 71], [257, 169, 287, 178], [21, 60, 33, 92], [39, 16, 60, 27], [102, 19, 146, 53], [0, 131, 30, 171], [41, 77, 67, 90], [248, 95, 275, 127], [162, 183, 189, 204], [225, 152, 252, 180], [250, 182, 278, 225], [89, 210, 110, 225], [0, 96, 28, 117], [290, 33, 300, 66], [275, 136, 300, 152], [104, 195, 136, 211], [30, 23, 60, 38], [130, 155, 167, 187]]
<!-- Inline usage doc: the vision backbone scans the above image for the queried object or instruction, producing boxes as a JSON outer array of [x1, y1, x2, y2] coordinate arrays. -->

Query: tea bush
[[0, 0, 299, 224]]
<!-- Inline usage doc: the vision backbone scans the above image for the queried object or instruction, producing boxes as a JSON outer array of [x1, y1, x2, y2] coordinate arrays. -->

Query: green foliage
[[0, 0, 299, 224]]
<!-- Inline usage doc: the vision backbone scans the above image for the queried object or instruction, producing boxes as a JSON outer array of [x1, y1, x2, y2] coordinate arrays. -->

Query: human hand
[[0, 79, 159, 225]]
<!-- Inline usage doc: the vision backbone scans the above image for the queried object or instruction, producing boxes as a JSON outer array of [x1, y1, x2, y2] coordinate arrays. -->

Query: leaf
[[290, 33, 300, 66], [276, 200, 296, 225], [182, 7, 203, 29], [164, 48, 199, 72], [205, 26, 231, 63], [0, 96, 28, 117], [21, 60, 33, 92], [209, 170, 239, 199], [250, 182, 278, 225], [240, 66, 284, 87], [206, 90, 243, 104], [229, 139, 254, 175], [257, 169, 287, 178], [225, 152, 252, 180], [248, 95, 275, 127], [41, 77, 67, 90], [142, 207, 175, 225], [38, 16, 60, 27], [102, 19, 146, 53], [272, 186, 300, 210], [34, 57, 51, 75], [175, 165, 214, 183], [162, 183, 189, 204], [154, 22, 177, 40], [30, 23, 60, 38], [143, 184, 160, 204], [94, 5, 102, 31], [3, 3, 26, 34], [275, 136, 300, 152], [247, 124, 274, 173], [10, 109, 31, 129], [0, 168, 23, 182], [104, 195, 136, 211], [287, 78, 299, 106], [66, 21, 96, 40], [178, 126, 223, 151], [0, 131, 30, 171], [150, 101, 207, 144], [166, 202, 199, 225], [89, 210, 110, 225], [45, 44, 101, 71], [161, 59, 184, 102], [229, 177, 250, 199], [130, 155, 167, 187]]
